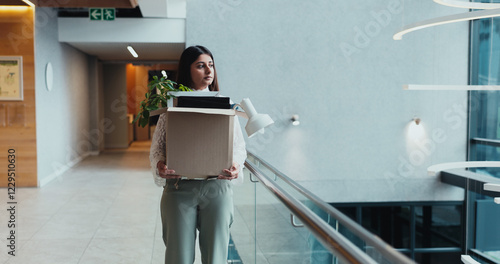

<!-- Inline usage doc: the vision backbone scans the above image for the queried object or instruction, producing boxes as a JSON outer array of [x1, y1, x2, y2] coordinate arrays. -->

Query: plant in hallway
[[133, 75, 191, 127]]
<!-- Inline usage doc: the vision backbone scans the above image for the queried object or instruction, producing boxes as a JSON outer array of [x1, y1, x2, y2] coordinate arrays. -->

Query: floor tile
[[4, 239, 89, 264], [0, 141, 315, 264], [31, 212, 103, 240], [94, 212, 156, 239], [151, 235, 166, 264], [78, 237, 153, 264]]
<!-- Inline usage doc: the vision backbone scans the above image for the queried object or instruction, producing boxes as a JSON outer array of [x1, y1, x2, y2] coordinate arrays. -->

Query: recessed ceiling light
[[127, 45, 138, 58], [22, 0, 35, 7]]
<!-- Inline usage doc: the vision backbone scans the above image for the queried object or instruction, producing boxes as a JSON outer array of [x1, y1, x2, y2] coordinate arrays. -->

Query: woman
[[149, 45, 247, 264]]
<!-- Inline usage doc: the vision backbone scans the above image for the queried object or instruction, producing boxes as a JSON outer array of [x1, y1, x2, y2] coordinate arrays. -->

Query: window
[[468, 3, 500, 262], [469, 16, 500, 173]]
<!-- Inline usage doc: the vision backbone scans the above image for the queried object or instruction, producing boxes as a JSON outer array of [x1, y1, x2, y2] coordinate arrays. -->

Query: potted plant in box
[[133, 75, 191, 127]]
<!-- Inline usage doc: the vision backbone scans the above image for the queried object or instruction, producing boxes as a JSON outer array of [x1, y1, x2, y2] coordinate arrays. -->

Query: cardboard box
[[162, 107, 235, 179]]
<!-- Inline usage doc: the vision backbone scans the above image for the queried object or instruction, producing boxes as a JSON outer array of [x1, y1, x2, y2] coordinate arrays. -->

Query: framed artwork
[[0, 56, 23, 101]]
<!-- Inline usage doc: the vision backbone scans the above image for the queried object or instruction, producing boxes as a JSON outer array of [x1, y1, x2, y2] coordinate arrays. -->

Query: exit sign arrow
[[90, 8, 102, 20]]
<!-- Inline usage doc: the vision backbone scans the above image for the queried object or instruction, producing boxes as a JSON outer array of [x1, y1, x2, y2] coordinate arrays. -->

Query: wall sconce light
[[407, 116, 424, 141], [291, 114, 300, 126], [127, 45, 138, 58], [238, 98, 274, 138], [413, 117, 421, 125], [393, 1, 500, 40]]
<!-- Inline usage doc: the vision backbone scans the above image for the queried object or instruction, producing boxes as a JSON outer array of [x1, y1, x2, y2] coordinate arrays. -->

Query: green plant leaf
[[160, 97, 168, 106], [134, 76, 193, 127], [132, 114, 141, 124]]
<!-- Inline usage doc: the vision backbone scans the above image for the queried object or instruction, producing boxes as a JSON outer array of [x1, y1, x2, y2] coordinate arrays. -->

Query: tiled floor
[[0, 141, 179, 264], [0, 141, 312, 264]]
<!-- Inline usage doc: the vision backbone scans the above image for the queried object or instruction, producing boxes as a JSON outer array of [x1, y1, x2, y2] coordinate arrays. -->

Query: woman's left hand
[[218, 162, 240, 180]]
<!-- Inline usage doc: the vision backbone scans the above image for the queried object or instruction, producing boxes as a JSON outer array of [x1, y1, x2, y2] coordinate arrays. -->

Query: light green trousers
[[160, 179, 234, 264]]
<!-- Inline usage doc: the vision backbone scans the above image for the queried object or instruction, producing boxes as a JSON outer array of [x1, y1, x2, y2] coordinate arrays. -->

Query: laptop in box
[[177, 96, 231, 109], [166, 91, 219, 107]]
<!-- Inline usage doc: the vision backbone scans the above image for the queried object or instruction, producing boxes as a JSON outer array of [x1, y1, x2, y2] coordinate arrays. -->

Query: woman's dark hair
[[176, 45, 219, 91]]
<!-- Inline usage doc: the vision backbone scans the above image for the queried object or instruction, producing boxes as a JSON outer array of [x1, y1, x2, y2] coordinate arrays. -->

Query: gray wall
[[187, 0, 468, 202], [102, 64, 129, 149], [35, 7, 91, 186], [88, 57, 105, 154]]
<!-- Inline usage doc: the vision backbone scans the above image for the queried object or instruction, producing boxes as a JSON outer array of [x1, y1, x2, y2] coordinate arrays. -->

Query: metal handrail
[[246, 151, 416, 264], [470, 137, 500, 148], [244, 159, 377, 264]]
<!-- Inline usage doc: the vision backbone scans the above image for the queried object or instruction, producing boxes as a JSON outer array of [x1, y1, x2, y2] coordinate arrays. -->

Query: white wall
[[35, 7, 92, 186], [187, 0, 468, 202], [58, 17, 185, 43]]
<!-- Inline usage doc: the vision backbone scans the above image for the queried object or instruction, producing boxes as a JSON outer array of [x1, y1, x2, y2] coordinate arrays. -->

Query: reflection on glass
[[242, 154, 414, 264], [469, 11, 500, 263]]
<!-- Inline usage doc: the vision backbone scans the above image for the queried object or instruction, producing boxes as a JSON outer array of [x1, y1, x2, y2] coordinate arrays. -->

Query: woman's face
[[190, 54, 214, 90]]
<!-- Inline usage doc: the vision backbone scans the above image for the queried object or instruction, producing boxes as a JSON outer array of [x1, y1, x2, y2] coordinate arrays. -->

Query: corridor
[[1, 141, 176, 264]]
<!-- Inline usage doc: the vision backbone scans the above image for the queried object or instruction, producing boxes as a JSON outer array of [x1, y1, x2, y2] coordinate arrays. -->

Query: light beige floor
[[0, 141, 311, 264], [0, 141, 190, 264]]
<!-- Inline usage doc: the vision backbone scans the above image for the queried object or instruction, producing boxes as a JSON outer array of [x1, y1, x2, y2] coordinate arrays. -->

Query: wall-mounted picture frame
[[0, 56, 23, 101]]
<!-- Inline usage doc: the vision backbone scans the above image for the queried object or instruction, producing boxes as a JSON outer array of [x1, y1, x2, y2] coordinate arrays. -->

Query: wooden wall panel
[[133, 65, 150, 141], [131, 64, 177, 141], [126, 63, 137, 115], [0, 7, 37, 187]]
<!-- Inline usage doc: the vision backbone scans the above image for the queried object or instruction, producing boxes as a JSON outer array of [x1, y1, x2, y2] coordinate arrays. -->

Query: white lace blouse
[[149, 95, 247, 186]]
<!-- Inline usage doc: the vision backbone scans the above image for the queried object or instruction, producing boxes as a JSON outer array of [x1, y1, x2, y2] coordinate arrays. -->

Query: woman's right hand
[[157, 161, 180, 179]]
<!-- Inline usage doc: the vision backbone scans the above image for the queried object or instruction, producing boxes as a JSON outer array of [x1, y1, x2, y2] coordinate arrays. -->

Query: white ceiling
[[1, 0, 186, 63], [44, 0, 186, 64], [67, 42, 185, 63]]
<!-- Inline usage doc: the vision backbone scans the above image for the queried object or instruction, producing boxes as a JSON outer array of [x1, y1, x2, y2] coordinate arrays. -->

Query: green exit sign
[[89, 8, 115, 21]]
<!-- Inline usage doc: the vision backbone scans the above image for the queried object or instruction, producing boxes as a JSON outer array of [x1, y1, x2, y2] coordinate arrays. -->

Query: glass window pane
[[469, 16, 500, 141], [414, 205, 462, 248], [414, 252, 462, 264], [359, 206, 410, 249], [470, 145, 500, 178]]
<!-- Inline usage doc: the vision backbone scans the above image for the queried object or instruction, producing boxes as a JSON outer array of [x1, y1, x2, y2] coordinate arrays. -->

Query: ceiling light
[[461, 255, 481, 264], [484, 183, 500, 193], [22, 0, 35, 7], [434, 0, 500, 9], [127, 45, 138, 58], [403, 84, 500, 90], [393, 8, 500, 40], [427, 161, 500, 176]]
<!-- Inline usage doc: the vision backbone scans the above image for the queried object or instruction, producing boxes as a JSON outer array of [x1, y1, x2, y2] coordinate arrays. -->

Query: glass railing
[[230, 151, 415, 264], [441, 169, 500, 264]]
